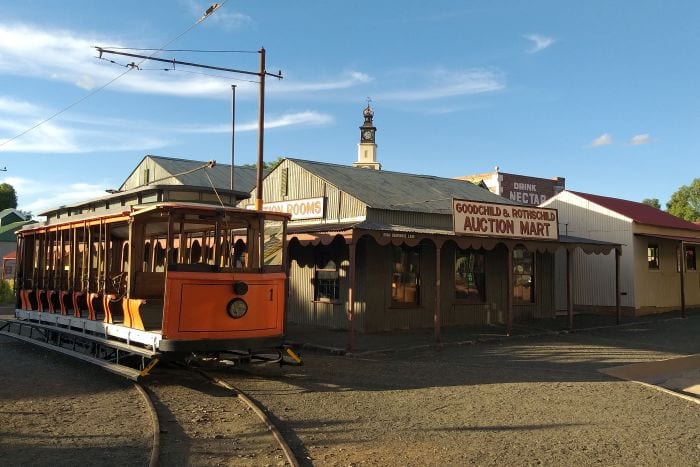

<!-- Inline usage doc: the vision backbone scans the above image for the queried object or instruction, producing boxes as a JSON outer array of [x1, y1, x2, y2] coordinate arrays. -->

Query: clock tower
[[354, 100, 381, 170]]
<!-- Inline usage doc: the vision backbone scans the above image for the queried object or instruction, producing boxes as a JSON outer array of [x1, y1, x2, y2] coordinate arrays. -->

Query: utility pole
[[95, 47, 282, 208]]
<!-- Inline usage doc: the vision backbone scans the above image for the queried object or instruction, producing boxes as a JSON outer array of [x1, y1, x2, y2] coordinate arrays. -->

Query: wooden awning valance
[[286, 221, 620, 254]]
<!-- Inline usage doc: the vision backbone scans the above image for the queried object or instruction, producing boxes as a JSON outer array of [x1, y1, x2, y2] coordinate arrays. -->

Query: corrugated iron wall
[[545, 193, 634, 309], [286, 241, 350, 329], [260, 160, 367, 221], [369, 208, 452, 230]]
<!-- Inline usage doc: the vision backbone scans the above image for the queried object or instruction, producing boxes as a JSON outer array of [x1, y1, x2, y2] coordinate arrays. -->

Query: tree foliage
[[666, 178, 700, 222], [0, 183, 18, 211], [641, 198, 661, 209], [240, 156, 284, 171]]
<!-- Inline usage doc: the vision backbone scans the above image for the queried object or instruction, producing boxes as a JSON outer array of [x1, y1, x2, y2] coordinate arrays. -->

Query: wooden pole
[[506, 244, 513, 336], [435, 243, 442, 342], [679, 243, 686, 318], [255, 48, 266, 210], [567, 248, 574, 331], [615, 247, 621, 325], [347, 240, 357, 351]]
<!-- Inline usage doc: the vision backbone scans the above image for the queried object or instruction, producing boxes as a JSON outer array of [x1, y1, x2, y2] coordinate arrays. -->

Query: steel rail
[[194, 368, 300, 467], [133, 383, 161, 467]]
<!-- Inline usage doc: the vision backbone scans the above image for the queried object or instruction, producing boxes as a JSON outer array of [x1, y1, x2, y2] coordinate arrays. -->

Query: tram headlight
[[227, 298, 248, 319], [233, 281, 248, 295]]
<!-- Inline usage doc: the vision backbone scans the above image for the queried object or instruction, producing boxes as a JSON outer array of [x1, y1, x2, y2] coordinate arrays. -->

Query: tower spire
[[354, 99, 381, 170]]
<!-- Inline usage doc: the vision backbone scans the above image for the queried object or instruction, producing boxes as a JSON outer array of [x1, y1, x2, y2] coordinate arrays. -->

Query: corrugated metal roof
[[571, 191, 700, 231], [144, 155, 261, 193], [288, 158, 517, 214]]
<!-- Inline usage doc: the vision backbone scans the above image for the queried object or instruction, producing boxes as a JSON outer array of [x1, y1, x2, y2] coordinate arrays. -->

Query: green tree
[[240, 156, 284, 171], [641, 198, 661, 209], [0, 183, 18, 211], [666, 178, 700, 222]]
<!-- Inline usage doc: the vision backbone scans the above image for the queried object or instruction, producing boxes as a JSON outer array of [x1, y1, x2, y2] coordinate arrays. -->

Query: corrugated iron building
[[242, 158, 615, 335], [541, 191, 700, 315]]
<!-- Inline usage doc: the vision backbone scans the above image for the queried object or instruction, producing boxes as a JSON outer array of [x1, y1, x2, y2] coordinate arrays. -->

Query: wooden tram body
[[2, 201, 295, 379]]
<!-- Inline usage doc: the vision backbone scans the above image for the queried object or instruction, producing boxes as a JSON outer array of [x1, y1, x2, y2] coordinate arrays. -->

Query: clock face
[[363, 130, 373, 140]]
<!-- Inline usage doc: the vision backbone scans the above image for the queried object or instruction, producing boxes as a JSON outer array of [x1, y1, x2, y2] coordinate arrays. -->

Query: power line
[[0, 1, 229, 151]]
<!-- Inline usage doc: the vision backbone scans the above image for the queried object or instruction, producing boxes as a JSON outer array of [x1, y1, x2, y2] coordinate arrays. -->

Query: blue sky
[[1, 1, 699, 215]]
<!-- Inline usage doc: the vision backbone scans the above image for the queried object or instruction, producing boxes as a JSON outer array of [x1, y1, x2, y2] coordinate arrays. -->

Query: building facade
[[457, 170, 565, 206], [541, 191, 700, 315]]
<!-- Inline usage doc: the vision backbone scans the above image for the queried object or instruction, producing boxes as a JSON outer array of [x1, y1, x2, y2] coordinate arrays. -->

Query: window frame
[[647, 244, 660, 270], [390, 245, 421, 307], [685, 245, 697, 272], [512, 246, 535, 305], [313, 250, 340, 303], [454, 248, 486, 303]]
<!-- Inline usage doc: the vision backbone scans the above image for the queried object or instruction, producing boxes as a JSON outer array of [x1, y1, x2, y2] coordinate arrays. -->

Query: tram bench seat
[[123, 298, 163, 332], [132, 271, 165, 299]]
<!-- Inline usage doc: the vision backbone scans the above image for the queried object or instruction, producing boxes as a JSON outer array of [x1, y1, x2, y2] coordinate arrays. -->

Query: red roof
[[2, 251, 15, 261], [571, 191, 700, 231]]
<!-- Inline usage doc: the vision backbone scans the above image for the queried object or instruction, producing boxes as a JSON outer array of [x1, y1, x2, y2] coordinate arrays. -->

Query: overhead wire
[[0, 0, 230, 151]]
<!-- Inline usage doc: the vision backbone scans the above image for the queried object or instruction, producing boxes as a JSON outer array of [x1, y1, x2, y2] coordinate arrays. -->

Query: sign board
[[453, 199, 558, 241], [256, 197, 325, 220], [499, 173, 564, 206]]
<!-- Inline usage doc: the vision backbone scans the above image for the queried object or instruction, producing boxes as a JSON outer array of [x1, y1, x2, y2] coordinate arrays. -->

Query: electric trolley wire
[[97, 54, 260, 83], [0, 1, 229, 151]]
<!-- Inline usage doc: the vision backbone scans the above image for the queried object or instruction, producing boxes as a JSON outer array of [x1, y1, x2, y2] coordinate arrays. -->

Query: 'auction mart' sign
[[453, 199, 558, 241]]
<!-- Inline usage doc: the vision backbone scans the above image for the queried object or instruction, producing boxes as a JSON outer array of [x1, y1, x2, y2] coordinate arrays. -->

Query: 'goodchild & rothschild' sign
[[453, 199, 558, 240]]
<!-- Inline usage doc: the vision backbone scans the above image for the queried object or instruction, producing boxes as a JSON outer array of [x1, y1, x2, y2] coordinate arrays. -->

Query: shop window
[[391, 245, 420, 306], [513, 246, 534, 304], [686, 246, 697, 271], [647, 244, 659, 269], [455, 248, 485, 302], [314, 252, 339, 301]]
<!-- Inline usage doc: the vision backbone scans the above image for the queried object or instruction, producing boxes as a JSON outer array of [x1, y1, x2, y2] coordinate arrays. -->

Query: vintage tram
[[0, 199, 300, 379]]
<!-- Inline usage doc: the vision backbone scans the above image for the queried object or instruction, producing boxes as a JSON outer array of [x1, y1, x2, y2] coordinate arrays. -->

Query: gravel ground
[[223, 319, 700, 466], [0, 335, 151, 466], [1, 312, 698, 466]]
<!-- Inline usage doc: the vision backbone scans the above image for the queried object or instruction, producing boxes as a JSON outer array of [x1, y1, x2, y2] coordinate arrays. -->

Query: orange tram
[[0, 202, 302, 380]]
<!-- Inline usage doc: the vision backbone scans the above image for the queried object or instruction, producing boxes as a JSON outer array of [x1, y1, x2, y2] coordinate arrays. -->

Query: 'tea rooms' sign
[[453, 199, 558, 241]]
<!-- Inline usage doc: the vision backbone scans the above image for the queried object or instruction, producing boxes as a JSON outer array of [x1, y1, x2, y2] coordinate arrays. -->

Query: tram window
[[513, 246, 535, 304], [455, 248, 486, 302], [263, 219, 284, 267], [391, 245, 420, 306], [190, 240, 202, 263], [143, 242, 152, 272], [233, 239, 247, 268], [154, 242, 166, 272]]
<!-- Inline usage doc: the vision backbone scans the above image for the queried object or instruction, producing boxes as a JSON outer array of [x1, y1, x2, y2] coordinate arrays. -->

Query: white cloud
[[629, 134, 651, 145], [172, 111, 335, 134], [524, 34, 556, 53], [589, 133, 613, 147], [0, 23, 371, 100], [381, 68, 504, 101], [1, 176, 109, 214], [0, 95, 167, 154]]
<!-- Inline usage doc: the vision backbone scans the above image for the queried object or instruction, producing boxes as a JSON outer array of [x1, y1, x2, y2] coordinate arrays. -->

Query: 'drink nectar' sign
[[453, 199, 558, 241], [260, 197, 325, 220]]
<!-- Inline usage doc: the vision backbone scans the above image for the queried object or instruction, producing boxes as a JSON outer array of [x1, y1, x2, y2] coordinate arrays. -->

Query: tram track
[[140, 364, 299, 466]]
